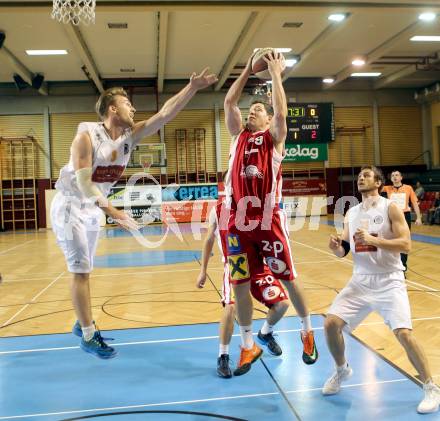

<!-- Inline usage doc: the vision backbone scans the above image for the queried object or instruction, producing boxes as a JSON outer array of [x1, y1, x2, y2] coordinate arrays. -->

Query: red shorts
[[223, 208, 297, 285], [221, 264, 288, 308]]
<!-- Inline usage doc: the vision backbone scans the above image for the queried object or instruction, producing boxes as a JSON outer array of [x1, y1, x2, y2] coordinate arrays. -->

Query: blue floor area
[[0, 315, 434, 420], [94, 250, 202, 267], [103, 224, 206, 238]]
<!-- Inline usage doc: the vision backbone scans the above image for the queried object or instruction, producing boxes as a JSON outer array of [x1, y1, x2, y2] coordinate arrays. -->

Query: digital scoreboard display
[[286, 103, 334, 143]]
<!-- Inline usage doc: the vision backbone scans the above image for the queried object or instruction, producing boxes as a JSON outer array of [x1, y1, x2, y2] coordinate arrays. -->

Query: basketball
[[251, 48, 285, 81]]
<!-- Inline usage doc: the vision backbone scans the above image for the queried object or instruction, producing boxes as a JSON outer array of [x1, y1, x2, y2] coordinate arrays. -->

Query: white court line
[[0, 240, 34, 256], [1, 271, 65, 327], [75, 267, 203, 278], [3, 267, 205, 283], [292, 239, 440, 300], [3, 315, 440, 356], [291, 239, 352, 266], [0, 378, 411, 420]]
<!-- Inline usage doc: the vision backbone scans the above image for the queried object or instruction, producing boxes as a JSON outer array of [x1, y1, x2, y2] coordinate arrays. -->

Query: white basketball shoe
[[417, 382, 440, 414], [322, 363, 353, 395]]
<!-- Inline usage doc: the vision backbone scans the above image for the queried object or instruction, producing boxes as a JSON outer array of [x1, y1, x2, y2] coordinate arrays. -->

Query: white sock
[[239, 325, 254, 349], [301, 315, 312, 332], [260, 321, 273, 335], [219, 344, 229, 357], [82, 324, 95, 341]]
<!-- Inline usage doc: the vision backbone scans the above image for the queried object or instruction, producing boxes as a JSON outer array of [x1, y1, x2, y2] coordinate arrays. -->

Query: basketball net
[[265, 82, 272, 105], [51, 0, 96, 25], [140, 154, 153, 172]]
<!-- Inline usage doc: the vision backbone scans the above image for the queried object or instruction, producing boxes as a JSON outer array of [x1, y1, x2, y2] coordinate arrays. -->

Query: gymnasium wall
[[0, 90, 430, 228], [431, 101, 440, 167], [0, 114, 46, 179], [0, 102, 425, 179]]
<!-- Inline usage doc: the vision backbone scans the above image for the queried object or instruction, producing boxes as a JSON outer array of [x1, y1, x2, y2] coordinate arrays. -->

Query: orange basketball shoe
[[301, 330, 318, 365], [233, 342, 263, 376]]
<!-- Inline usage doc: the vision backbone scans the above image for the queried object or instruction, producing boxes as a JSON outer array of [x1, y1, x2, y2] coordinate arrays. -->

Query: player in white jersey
[[51, 69, 217, 359], [322, 166, 440, 414]]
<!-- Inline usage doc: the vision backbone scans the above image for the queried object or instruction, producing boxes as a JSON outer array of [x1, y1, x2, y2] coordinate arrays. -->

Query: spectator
[[415, 181, 425, 201], [428, 192, 440, 225]]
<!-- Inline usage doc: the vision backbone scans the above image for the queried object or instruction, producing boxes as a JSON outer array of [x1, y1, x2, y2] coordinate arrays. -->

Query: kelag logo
[[162, 184, 218, 201]]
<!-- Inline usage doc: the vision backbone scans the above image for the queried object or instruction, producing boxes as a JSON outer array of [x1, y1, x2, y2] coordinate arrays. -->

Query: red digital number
[[311, 130, 317, 139]]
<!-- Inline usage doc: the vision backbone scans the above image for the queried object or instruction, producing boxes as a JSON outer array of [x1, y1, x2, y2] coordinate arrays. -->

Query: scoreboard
[[286, 103, 334, 143]]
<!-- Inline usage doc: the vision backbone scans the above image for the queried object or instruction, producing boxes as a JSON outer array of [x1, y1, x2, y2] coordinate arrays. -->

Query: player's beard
[[358, 184, 377, 194]]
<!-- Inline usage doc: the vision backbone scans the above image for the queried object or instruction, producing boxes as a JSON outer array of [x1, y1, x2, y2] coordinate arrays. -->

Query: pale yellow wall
[[431, 101, 440, 166], [0, 115, 46, 179]]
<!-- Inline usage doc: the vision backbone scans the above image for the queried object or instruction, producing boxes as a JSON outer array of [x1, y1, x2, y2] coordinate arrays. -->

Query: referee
[[382, 170, 422, 271]]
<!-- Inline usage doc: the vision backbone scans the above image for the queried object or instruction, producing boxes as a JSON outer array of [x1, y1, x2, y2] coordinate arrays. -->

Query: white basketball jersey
[[55, 122, 136, 200], [348, 196, 405, 274]]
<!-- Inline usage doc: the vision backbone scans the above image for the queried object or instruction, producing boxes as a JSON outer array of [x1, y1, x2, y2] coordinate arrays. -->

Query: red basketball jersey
[[224, 128, 284, 214]]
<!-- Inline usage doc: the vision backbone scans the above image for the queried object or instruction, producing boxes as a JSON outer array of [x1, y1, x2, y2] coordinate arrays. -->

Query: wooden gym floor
[[0, 217, 439, 386]]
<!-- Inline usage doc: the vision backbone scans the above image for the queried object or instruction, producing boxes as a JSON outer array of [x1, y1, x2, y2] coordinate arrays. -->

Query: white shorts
[[50, 192, 102, 273], [328, 271, 412, 331]]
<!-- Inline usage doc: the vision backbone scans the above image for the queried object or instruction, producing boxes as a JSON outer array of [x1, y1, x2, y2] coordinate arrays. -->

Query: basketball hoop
[[51, 0, 96, 25], [140, 155, 153, 172]]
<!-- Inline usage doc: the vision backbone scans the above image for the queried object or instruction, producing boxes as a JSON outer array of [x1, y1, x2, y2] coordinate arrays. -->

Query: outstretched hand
[[113, 210, 139, 232], [190, 68, 218, 90], [263, 51, 286, 77]]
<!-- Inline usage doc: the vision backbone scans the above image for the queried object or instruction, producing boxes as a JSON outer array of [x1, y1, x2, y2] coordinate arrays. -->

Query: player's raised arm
[[224, 55, 254, 136], [132, 68, 217, 143], [267, 51, 287, 148]]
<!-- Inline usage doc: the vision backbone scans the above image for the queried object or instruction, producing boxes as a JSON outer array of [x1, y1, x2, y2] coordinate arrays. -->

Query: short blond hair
[[95, 87, 129, 120]]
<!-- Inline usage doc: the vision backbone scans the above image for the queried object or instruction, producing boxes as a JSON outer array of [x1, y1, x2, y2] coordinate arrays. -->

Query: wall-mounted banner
[[106, 205, 162, 224], [282, 179, 327, 196], [107, 185, 162, 225], [283, 143, 328, 162], [162, 184, 218, 202], [162, 200, 216, 223], [108, 185, 162, 207]]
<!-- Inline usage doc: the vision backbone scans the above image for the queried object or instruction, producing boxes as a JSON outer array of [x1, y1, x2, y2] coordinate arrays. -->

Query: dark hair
[[360, 165, 385, 191], [95, 87, 129, 121], [250, 100, 273, 116]]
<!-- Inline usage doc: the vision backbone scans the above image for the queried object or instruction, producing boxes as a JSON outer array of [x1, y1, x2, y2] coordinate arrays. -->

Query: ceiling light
[[107, 22, 128, 29], [351, 72, 382, 77], [410, 35, 440, 42], [328, 14, 347, 22], [282, 22, 303, 28], [285, 59, 297, 67], [352, 59, 366, 66], [253, 48, 292, 53], [323, 78, 335, 84], [26, 50, 67, 55], [418, 12, 436, 22]]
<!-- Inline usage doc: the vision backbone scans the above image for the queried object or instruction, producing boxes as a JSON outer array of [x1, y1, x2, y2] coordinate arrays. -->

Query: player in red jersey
[[223, 51, 318, 375], [196, 203, 289, 378]]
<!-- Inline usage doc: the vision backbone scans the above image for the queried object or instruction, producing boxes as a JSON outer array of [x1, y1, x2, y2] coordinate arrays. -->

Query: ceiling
[[0, 0, 439, 96]]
